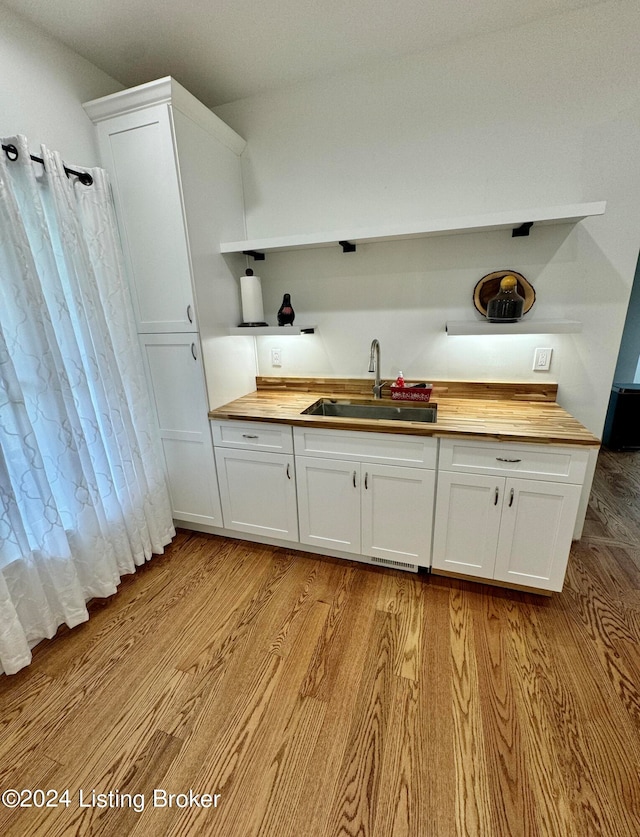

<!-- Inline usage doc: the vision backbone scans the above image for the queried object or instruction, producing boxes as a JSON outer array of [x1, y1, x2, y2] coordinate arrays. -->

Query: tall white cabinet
[[84, 77, 256, 528]]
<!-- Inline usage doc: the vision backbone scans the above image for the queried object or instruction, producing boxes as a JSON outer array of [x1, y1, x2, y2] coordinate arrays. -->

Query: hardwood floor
[[1, 450, 640, 836]]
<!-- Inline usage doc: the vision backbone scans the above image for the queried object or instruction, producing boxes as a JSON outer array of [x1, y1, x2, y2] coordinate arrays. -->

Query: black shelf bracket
[[243, 250, 265, 260], [512, 222, 533, 238], [338, 240, 356, 253]]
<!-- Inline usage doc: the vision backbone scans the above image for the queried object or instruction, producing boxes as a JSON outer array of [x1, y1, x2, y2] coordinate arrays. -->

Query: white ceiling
[[5, 0, 607, 107]]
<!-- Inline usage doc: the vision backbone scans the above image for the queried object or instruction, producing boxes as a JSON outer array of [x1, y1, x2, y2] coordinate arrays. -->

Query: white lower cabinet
[[431, 472, 503, 580], [361, 463, 435, 566], [432, 439, 588, 592], [294, 429, 437, 569], [295, 457, 362, 554], [212, 422, 298, 542], [493, 478, 581, 589], [215, 448, 298, 541], [211, 423, 588, 591], [140, 333, 222, 527], [213, 424, 436, 569], [296, 458, 434, 566]]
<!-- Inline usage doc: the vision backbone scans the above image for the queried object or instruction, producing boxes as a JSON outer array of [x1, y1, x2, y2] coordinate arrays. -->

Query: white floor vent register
[[371, 556, 419, 572]]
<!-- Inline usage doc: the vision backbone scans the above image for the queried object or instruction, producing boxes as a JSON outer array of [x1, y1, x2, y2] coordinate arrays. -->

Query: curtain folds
[[0, 136, 175, 674]]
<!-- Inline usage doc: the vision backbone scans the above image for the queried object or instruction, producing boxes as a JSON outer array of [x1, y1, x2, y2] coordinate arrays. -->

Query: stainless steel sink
[[301, 398, 437, 423]]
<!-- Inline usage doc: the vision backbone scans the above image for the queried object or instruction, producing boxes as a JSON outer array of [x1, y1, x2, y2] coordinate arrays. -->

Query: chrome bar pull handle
[[187, 304, 193, 324], [509, 488, 515, 507], [494, 487, 499, 505], [191, 342, 197, 360]]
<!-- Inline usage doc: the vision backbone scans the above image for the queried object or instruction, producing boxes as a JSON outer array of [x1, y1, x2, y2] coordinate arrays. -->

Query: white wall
[[0, 5, 122, 165], [216, 0, 640, 436], [613, 258, 640, 383]]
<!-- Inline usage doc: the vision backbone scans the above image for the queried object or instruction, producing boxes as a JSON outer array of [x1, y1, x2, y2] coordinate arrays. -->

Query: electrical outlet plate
[[533, 347, 552, 371], [271, 347, 282, 367]]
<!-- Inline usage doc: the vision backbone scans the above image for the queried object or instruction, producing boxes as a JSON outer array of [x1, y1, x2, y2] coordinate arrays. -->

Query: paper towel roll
[[240, 273, 266, 324]]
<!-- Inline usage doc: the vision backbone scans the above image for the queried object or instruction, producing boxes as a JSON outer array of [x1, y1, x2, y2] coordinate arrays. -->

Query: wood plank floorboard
[[1, 451, 640, 835]]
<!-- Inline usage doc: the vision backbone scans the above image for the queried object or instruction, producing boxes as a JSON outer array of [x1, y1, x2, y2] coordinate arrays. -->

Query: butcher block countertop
[[208, 377, 601, 447]]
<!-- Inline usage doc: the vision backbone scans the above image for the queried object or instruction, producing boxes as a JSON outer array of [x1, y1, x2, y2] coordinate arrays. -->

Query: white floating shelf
[[220, 201, 606, 256], [228, 325, 317, 335], [446, 319, 583, 336]]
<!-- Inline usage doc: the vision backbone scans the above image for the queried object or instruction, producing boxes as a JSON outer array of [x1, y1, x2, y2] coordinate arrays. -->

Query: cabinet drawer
[[438, 438, 589, 484], [211, 420, 294, 453], [293, 427, 437, 469]]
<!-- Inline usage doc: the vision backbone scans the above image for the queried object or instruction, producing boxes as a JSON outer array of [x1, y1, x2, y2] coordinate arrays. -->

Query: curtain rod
[[2, 143, 93, 186]]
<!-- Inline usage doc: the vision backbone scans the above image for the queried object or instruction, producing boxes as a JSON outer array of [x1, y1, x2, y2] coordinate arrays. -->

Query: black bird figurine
[[277, 293, 295, 326]]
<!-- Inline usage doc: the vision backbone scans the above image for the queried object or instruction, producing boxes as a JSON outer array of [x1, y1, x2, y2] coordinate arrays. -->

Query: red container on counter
[[390, 384, 433, 402]]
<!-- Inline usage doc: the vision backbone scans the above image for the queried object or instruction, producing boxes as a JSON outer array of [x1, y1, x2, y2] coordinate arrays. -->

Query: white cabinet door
[[140, 333, 222, 526], [215, 448, 298, 541], [96, 104, 196, 333], [494, 478, 581, 592], [361, 464, 434, 567], [432, 472, 503, 580], [296, 456, 361, 554]]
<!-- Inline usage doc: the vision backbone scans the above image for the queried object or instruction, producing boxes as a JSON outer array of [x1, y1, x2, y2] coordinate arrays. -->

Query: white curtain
[[0, 135, 175, 674]]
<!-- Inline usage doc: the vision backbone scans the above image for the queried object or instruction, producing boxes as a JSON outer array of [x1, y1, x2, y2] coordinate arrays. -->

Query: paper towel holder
[[239, 268, 268, 327]]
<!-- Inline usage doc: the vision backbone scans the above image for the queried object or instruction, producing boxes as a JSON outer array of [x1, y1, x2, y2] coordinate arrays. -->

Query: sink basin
[[301, 398, 437, 423]]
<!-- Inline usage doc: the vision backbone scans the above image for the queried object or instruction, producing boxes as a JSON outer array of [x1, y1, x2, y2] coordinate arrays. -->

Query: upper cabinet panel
[[93, 104, 197, 333], [84, 77, 247, 338]]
